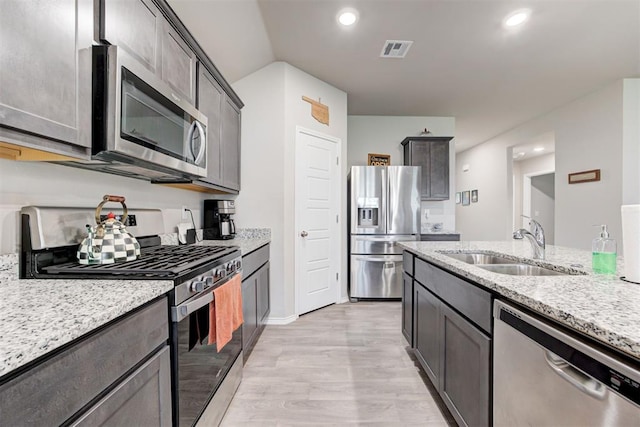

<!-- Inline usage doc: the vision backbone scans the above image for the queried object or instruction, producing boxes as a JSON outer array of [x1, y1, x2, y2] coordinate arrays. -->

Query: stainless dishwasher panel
[[494, 300, 640, 427], [350, 254, 403, 298]]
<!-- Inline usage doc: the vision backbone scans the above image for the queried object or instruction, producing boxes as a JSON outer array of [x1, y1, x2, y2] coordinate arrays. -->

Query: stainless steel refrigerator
[[348, 166, 421, 300]]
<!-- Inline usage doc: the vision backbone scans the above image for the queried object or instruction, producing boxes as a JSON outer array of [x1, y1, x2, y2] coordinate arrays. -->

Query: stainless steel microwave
[[91, 45, 207, 180]]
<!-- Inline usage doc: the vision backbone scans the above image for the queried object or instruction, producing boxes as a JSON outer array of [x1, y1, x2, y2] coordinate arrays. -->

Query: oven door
[[93, 45, 208, 178], [170, 280, 242, 427]]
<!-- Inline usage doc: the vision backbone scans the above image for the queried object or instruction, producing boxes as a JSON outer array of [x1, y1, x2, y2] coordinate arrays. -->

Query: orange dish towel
[[208, 274, 243, 351]]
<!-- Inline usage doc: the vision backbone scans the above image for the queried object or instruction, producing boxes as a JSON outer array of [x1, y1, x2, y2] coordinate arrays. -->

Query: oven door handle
[[172, 288, 214, 322]]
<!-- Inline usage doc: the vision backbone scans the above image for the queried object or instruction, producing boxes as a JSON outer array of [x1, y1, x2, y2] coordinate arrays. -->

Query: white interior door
[[295, 127, 340, 315]]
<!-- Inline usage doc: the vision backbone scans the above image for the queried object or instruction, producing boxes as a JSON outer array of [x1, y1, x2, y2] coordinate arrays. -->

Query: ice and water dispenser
[[357, 198, 379, 227]]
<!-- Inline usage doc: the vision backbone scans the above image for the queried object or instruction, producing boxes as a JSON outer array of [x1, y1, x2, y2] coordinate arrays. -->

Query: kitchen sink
[[477, 264, 573, 276], [442, 252, 520, 265], [440, 251, 585, 276]]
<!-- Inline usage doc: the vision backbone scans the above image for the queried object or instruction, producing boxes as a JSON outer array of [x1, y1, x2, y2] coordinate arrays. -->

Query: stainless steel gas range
[[20, 206, 242, 426]]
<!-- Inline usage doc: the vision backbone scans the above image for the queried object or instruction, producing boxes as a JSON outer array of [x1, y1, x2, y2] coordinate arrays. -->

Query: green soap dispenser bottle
[[592, 225, 617, 274]]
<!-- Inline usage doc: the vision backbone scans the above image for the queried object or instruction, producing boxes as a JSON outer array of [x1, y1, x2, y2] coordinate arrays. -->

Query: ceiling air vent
[[380, 40, 413, 58]]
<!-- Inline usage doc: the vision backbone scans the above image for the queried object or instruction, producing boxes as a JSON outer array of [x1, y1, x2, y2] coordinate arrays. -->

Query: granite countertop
[[195, 228, 270, 255], [399, 240, 640, 360], [0, 229, 271, 379], [0, 254, 174, 379]]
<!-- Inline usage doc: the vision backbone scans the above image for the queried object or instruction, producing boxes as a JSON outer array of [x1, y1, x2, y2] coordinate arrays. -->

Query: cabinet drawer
[[72, 346, 171, 426], [243, 244, 269, 279], [415, 258, 491, 334], [403, 251, 414, 276], [0, 297, 168, 426]]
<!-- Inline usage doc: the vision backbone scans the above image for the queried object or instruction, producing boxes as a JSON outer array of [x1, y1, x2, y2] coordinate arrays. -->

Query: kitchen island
[[399, 240, 640, 359]]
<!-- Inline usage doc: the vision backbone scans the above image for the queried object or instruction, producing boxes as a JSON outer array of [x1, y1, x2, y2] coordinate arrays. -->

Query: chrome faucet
[[513, 219, 545, 259]]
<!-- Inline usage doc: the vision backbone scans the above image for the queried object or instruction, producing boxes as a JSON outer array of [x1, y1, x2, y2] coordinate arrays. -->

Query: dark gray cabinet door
[[242, 274, 258, 353], [257, 262, 271, 323], [413, 282, 441, 387], [0, 0, 92, 150], [102, 0, 161, 73], [197, 67, 224, 186], [440, 303, 491, 427], [221, 96, 241, 191], [402, 137, 452, 200], [160, 20, 196, 105], [72, 346, 172, 427], [402, 272, 413, 346]]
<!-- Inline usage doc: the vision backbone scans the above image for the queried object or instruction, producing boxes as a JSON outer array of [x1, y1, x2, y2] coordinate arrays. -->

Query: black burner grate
[[42, 245, 236, 279]]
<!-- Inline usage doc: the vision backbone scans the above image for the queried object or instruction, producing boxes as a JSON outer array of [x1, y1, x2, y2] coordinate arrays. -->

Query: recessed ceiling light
[[503, 9, 530, 28], [337, 8, 359, 26], [533, 147, 545, 152]]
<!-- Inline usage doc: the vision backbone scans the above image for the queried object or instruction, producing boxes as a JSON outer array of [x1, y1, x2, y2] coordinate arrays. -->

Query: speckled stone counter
[[195, 228, 270, 256], [398, 240, 640, 360], [0, 254, 173, 379]]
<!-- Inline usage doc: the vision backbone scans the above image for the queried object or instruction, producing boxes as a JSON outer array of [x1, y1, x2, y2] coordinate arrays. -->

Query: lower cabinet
[[414, 282, 441, 386], [410, 256, 492, 427], [0, 297, 171, 426], [402, 272, 413, 345], [440, 304, 491, 427], [241, 244, 270, 362]]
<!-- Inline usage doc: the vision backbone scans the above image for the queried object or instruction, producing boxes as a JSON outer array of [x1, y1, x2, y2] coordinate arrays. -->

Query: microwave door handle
[[192, 121, 206, 165], [185, 121, 197, 160]]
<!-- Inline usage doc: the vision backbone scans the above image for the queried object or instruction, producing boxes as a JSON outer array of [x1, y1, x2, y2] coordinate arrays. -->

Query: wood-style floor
[[221, 301, 456, 426]]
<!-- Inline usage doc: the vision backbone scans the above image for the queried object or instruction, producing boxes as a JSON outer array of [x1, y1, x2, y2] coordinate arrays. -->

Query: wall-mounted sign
[[302, 96, 329, 125], [568, 169, 600, 184], [368, 153, 391, 166]]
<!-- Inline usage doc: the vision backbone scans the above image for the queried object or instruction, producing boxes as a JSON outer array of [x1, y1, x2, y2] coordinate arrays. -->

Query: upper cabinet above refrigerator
[[402, 136, 453, 201]]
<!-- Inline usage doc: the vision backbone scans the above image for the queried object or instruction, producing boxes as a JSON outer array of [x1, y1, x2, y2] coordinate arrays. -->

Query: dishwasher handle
[[545, 351, 607, 400]]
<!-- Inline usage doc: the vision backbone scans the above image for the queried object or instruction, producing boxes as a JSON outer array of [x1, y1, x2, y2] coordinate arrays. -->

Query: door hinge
[[336, 214, 339, 223], [336, 156, 339, 165], [336, 272, 339, 281]]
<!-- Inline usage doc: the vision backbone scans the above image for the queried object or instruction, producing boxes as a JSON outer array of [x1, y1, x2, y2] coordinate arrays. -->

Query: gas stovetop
[[41, 245, 238, 279]]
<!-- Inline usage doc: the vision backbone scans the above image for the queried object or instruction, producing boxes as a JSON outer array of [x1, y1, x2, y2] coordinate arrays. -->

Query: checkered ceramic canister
[[77, 195, 141, 265]]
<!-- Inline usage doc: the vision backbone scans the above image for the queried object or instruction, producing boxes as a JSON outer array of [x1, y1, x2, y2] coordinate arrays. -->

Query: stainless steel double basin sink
[[441, 252, 583, 276]]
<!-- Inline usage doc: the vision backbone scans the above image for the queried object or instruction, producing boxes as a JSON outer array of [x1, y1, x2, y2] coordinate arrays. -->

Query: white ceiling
[[168, 0, 640, 152]]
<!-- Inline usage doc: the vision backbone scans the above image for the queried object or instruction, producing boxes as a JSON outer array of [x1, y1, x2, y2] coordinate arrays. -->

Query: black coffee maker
[[203, 200, 236, 240]]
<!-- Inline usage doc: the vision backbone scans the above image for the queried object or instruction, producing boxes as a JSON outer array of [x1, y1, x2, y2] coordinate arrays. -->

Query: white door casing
[[295, 126, 341, 315]]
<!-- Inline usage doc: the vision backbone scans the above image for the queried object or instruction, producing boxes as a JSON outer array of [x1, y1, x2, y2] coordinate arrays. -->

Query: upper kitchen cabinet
[[102, 0, 196, 104], [0, 0, 93, 159], [220, 97, 241, 191], [195, 67, 241, 192], [402, 137, 453, 201]]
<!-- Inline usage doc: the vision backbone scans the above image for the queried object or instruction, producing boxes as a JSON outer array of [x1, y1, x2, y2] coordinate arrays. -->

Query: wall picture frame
[[471, 189, 478, 203], [455, 192, 461, 204], [367, 153, 391, 166], [462, 191, 470, 206]]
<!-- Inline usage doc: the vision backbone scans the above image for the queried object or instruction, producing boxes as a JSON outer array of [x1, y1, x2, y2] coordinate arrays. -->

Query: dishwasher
[[494, 300, 640, 426]]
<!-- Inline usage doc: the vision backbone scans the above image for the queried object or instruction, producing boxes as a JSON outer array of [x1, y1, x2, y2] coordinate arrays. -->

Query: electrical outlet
[[181, 206, 189, 220]]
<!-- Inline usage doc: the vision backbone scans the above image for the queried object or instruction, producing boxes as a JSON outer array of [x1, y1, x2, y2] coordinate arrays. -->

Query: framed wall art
[[462, 191, 470, 206], [455, 192, 461, 204], [368, 153, 391, 166], [471, 189, 478, 203]]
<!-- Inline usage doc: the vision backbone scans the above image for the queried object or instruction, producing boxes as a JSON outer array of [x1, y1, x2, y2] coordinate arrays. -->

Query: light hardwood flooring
[[221, 301, 456, 426]]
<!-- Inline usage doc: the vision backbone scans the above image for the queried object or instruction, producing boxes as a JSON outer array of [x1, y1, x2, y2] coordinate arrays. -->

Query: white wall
[[233, 62, 348, 323], [513, 152, 556, 229], [623, 79, 640, 205], [347, 116, 457, 232], [457, 79, 636, 250], [531, 173, 556, 245], [0, 159, 208, 254]]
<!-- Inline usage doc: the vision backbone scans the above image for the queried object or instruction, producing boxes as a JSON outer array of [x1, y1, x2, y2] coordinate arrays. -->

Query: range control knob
[[190, 280, 205, 292]]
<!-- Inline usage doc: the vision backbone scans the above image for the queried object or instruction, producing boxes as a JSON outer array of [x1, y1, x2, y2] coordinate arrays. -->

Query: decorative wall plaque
[[302, 96, 329, 125], [568, 169, 601, 184], [367, 153, 391, 166]]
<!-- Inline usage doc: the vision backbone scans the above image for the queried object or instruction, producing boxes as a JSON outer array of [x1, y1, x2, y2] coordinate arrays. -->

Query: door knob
[[300, 231, 308, 237]]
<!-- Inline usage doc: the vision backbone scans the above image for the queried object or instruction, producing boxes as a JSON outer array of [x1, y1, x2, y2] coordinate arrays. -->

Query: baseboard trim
[[265, 314, 298, 325], [338, 296, 350, 304]]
